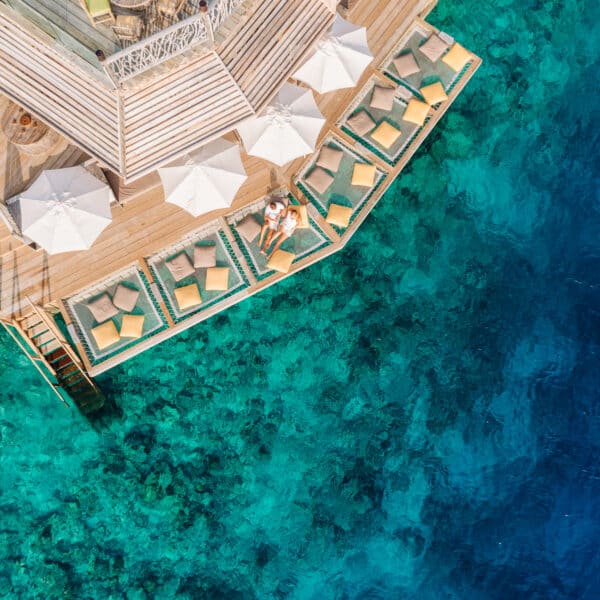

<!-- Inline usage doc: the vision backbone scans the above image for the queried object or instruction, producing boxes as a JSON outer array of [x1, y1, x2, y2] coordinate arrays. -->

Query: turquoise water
[[2, 0, 600, 597]]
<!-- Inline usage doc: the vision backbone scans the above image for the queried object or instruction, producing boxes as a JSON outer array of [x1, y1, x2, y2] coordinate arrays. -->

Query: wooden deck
[[0, 0, 482, 377], [7, 0, 120, 56]]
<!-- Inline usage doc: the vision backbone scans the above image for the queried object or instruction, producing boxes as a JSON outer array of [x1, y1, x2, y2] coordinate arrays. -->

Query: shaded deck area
[[0, 0, 482, 376], [0, 96, 87, 204], [3, 0, 231, 59]]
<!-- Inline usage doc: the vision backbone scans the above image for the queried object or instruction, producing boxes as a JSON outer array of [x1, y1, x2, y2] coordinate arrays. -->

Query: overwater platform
[[0, 0, 480, 409]]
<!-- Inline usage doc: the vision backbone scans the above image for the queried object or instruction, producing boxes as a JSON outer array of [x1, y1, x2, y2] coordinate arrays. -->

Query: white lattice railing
[[208, 0, 243, 31], [105, 13, 209, 82], [104, 0, 245, 83]]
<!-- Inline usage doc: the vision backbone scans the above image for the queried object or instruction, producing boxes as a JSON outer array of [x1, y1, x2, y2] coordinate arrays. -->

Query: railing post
[[199, 0, 214, 45]]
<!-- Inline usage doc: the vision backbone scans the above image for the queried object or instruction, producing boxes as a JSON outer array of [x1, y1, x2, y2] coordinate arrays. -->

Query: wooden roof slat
[[123, 62, 228, 121], [0, 26, 116, 105], [120, 50, 254, 172], [221, 0, 297, 74], [220, 0, 333, 109], [0, 0, 366, 181], [0, 46, 119, 131], [217, 0, 289, 63], [0, 84, 120, 165], [245, 9, 330, 111], [120, 51, 219, 104], [124, 78, 247, 142], [237, 5, 330, 107], [0, 13, 113, 87], [123, 120, 250, 177], [0, 65, 119, 158], [125, 106, 252, 167]]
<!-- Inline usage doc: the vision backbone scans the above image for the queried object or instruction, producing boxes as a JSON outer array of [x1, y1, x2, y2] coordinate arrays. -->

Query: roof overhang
[[0, 0, 334, 180]]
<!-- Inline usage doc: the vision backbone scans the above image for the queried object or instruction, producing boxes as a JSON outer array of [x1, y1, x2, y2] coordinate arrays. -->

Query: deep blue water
[[1, 0, 600, 597]]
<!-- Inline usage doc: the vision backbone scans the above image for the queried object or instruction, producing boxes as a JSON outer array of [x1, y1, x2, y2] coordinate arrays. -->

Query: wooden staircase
[[3, 302, 105, 414]]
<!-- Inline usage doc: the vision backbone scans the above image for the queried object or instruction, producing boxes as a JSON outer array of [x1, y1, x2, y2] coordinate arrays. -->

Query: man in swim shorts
[[259, 199, 286, 253]]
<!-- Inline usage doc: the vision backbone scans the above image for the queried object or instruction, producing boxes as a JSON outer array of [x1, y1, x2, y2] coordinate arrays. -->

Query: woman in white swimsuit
[[264, 207, 299, 256], [259, 199, 285, 253]]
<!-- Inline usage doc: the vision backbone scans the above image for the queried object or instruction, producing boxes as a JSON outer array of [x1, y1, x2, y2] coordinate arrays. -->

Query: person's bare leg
[[267, 233, 288, 256], [261, 229, 277, 253], [260, 226, 273, 251], [258, 223, 269, 248], [264, 229, 281, 254]]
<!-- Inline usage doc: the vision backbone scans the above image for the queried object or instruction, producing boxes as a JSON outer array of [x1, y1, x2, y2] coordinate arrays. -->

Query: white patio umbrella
[[18, 166, 113, 255], [236, 83, 326, 166], [292, 15, 373, 94], [158, 138, 247, 217]]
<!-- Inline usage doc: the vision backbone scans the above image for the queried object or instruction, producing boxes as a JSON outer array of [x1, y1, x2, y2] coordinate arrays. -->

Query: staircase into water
[[1, 301, 105, 414]]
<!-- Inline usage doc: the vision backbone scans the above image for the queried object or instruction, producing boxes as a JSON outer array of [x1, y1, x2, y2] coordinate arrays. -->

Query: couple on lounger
[[258, 199, 299, 256]]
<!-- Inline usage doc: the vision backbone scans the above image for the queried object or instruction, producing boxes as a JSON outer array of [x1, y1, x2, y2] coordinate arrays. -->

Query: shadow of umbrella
[[3, 140, 24, 201], [269, 167, 284, 194], [40, 252, 51, 306]]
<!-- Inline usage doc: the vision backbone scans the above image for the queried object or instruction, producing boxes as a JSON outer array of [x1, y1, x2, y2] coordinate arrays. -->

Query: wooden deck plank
[[16, 0, 120, 55]]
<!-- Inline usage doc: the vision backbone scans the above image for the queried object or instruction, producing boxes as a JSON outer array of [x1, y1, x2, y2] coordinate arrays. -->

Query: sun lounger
[[81, 0, 115, 26]]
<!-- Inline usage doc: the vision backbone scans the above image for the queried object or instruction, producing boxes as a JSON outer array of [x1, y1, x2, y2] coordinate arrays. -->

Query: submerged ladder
[[1, 301, 105, 414]]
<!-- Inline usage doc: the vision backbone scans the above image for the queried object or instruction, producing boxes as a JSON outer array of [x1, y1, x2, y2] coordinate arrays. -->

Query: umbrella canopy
[[158, 139, 248, 217], [236, 83, 326, 166], [292, 15, 373, 94], [18, 166, 113, 255]]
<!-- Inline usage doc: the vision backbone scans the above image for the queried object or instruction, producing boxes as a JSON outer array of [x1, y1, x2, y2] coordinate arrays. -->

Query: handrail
[[104, 0, 246, 83], [105, 13, 209, 82], [24, 298, 99, 391], [0, 320, 70, 408], [208, 0, 244, 31]]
